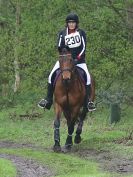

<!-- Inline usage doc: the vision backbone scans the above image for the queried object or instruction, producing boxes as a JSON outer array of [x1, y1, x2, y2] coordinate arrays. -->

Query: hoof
[[53, 145, 61, 152], [61, 145, 72, 153], [74, 135, 81, 144]]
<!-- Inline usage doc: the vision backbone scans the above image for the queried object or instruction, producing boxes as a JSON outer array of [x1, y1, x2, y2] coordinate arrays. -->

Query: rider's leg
[[38, 61, 60, 109], [86, 85, 96, 111], [77, 63, 96, 111], [38, 83, 54, 109]]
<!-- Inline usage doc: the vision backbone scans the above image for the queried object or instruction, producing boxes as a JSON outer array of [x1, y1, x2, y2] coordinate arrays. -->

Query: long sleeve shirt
[[57, 27, 87, 64]]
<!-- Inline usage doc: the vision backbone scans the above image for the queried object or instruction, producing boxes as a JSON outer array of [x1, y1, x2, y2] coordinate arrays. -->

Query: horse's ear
[[64, 45, 70, 52], [58, 46, 71, 54], [58, 47, 62, 53]]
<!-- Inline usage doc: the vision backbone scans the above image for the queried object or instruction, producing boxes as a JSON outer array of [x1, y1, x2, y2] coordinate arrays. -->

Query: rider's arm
[[77, 30, 86, 60], [57, 31, 65, 53]]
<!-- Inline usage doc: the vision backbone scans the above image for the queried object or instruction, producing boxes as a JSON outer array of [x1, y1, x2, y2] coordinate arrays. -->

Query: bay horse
[[53, 48, 94, 152]]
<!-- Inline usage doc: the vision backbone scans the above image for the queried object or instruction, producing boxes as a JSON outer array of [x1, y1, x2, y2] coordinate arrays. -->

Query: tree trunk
[[14, 60, 20, 92], [14, 0, 21, 92]]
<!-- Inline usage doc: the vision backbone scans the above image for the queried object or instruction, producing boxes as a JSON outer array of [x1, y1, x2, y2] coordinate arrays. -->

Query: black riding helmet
[[66, 13, 79, 24]]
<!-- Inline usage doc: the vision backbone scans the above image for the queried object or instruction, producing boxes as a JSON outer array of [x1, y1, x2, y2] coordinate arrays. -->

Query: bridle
[[59, 53, 75, 74]]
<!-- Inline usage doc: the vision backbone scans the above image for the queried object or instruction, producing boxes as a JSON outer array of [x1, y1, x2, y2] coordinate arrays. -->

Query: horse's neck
[[65, 69, 80, 90]]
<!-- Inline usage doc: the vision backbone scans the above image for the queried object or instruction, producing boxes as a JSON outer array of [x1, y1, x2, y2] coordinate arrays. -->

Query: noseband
[[61, 68, 73, 73]]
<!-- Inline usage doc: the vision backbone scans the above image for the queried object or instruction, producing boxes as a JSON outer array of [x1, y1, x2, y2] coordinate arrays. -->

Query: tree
[[14, 0, 21, 92]]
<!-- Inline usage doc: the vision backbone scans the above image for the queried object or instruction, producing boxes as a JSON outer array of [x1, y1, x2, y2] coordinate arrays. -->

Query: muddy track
[[0, 141, 133, 177], [0, 141, 54, 177], [71, 147, 133, 176], [0, 141, 49, 151], [0, 154, 53, 177]]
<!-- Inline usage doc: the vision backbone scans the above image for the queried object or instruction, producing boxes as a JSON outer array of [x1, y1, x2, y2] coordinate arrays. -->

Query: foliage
[[0, 104, 133, 176], [0, 0, 133, 106]]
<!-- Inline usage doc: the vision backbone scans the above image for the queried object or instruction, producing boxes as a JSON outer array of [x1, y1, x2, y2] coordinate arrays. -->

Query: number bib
[[65, 31, 81, 48]]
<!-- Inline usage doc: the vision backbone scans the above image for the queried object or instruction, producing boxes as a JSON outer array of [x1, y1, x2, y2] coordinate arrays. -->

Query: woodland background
[[0, 0, 133, 108]]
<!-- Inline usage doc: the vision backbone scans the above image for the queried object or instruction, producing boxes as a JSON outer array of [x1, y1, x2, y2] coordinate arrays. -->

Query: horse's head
[[59, 47, 74, 83]]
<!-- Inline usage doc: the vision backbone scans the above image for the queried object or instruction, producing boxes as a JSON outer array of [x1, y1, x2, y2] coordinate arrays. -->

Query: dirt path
[[72, 147, 133, 176], [0, 141, 48, 151], [0, 154, 53, 177], [0, 141, 54, 177], [0, 141, 133, 177]]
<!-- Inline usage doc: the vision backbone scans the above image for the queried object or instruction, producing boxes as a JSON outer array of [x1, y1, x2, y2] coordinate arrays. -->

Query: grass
[[0, 158, 16, 177], [0, 103, 132, 177], [0, 148, 110, 177], [0, 104, 54, 147]]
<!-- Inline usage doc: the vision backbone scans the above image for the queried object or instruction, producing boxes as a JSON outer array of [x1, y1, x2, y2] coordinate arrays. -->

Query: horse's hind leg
[[53, 104, 62, 152], [74, 108, 87, 144]]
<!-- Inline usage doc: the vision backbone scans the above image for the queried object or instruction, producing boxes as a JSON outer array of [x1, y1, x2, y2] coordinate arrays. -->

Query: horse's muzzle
[[62, 78, 71, 85]]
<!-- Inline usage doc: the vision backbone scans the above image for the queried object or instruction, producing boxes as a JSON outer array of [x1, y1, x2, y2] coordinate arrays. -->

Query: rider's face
[[67, 21, 76, 30]]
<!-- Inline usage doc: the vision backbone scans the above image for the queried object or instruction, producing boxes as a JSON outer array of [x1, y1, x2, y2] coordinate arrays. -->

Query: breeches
[[48, 61, 91, 85]]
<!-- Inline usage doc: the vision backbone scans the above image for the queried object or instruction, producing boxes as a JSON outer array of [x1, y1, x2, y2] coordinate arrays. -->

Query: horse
[[53, 48, 94, 152]]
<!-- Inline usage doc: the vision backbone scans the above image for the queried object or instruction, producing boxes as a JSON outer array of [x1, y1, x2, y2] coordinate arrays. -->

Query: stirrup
[[38, 99, 48, 109], [88, 101, 96, 112], [38, 98, 52, 110]]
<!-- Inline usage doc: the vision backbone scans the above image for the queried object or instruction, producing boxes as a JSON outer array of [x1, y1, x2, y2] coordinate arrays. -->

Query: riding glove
[[74, 59, 78, 65]]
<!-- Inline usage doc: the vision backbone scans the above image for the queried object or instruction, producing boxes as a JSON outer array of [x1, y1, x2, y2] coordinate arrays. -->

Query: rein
[[59, 55, 83, 92], [58, 50, 84, 120], [59, 53, 74, 74]]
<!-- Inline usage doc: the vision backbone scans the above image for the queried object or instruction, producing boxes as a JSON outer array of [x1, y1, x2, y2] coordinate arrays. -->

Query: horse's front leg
[[74, 107, 87, 144], [65, 121, 75, 149], [53, 103, 62, 152]]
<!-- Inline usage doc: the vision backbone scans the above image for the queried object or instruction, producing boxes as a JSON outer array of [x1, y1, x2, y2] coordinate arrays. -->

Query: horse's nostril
[[63, 78, 71, 85], [67, 78, 71, 84]]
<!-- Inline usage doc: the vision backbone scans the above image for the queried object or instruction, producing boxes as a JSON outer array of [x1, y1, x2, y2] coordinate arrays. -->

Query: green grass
[[0, 105, 54, 147], [0, 104, 133, 177], [0, 158, 16, 177], [0, 148, 110, 177]]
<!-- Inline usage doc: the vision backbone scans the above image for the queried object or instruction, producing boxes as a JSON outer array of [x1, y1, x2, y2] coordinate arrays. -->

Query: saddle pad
[[77, 67, 87, 85], [51, 69, 61, 87]]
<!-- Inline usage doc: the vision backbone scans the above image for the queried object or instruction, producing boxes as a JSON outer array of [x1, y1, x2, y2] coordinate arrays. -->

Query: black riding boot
[[38, 83, 54, 110], [83, 85, 91, 108], [84, 85, 96, 112]]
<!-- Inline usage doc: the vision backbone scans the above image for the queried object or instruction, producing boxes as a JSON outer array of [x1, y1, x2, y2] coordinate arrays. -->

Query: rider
[[38, 13, 96, 111]]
